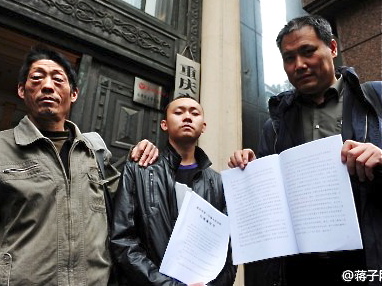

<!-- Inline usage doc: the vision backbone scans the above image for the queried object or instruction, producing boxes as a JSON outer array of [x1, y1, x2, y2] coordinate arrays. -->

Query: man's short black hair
[[163, 95, 200, 119], [18, 45, 78, 91], [276, 15, 333, 50]]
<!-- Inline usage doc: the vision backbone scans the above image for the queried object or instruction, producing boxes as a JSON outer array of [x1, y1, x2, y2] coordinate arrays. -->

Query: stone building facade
[[303, 0, 382, 83]]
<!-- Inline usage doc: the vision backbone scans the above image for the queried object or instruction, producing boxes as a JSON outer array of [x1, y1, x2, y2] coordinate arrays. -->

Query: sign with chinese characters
[[174, 54, 200, 101], [133, 77, 168, 110]]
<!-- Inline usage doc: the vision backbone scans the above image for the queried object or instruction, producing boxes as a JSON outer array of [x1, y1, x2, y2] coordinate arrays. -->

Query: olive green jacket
[[0, 116, 119, 285]]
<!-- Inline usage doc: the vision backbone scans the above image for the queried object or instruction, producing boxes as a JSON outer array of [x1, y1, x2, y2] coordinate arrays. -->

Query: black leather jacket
[[111, 143, 237, 285], [246, 67, 382, 286]]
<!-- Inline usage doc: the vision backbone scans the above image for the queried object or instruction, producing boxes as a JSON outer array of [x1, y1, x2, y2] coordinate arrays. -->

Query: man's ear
[[201, 122, 206, 133], [71, 87, 79, 103], [160, 119, 168, 132], [330, 39, 338, 58], [17, 83, 25, 100]]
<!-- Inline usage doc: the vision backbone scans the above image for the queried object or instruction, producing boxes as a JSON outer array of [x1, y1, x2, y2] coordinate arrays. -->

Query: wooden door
[[72, 56, 167, 168]]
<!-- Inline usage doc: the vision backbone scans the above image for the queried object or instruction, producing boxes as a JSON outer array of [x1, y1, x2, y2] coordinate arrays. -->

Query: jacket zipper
[[144, 170, 156, 259], [46, 138, 75, 283], [149, 170, 155, 205], [2, 164, 38, 173], [66, 140, 79, 284], [363, 112, 368, 142], [272, 121, 278, 154], [209, 178, 215, 192]]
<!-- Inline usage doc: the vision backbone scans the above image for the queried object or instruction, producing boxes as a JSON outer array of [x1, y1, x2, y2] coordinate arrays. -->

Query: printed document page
[[175, 182, 192, 210], [221, 155, 297, 265], [221, 135, 362, 264], [280, 135, 363, 253], [159, 191, 230, 284]]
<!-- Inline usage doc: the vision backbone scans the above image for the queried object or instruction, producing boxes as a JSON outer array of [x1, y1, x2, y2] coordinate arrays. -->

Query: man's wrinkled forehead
[[29, 59, 66, 74]]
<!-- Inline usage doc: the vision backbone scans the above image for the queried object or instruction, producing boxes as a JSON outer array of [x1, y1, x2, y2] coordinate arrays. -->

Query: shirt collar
[[297, 75, 343, 107]]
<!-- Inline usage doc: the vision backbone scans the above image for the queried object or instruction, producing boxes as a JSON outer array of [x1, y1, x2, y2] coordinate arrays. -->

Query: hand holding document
[[221, 135, 363, 265], [159, 191, 230, 285]]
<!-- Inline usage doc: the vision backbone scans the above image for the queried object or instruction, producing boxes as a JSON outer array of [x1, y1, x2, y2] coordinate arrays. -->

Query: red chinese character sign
[[133, 77, 169, 110], [174, 54, 200, 101]]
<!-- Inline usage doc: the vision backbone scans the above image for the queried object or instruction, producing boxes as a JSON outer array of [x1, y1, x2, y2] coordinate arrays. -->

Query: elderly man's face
[[18, 59, 78, 130], [280, 26, 338, 98]]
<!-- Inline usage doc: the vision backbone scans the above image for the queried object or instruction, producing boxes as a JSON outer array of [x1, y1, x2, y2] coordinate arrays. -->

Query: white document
[[221, 135, 363, 265], [175, 182, 192, 210], [159, 191, 230, 284]]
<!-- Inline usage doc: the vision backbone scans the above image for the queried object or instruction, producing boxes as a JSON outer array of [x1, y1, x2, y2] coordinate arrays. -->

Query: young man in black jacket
[[111, 95, 237, 286], [229, 15, 382, 286]]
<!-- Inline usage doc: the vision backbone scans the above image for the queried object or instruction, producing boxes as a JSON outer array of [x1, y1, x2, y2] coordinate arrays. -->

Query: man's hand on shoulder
[[341, 140, 382, 181], [228, 148, 256, 169], [131, 139, 159, 167]]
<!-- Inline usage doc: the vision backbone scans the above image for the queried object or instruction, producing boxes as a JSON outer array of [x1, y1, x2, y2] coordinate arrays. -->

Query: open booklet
[[159, 189, 230, 284], [221, 135, 363, 265]]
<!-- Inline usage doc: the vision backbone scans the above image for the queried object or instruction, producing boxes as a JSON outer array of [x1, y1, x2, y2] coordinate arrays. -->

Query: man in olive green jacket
[[0, 45, 157, 285]]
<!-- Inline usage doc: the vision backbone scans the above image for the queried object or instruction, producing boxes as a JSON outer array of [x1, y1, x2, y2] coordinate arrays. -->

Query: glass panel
[[121, 0, 173, 24], [122, 0, 142, 9], [260, 0, 290, 95], [145, 0, 156, 16], [148, 0, 173, 24]]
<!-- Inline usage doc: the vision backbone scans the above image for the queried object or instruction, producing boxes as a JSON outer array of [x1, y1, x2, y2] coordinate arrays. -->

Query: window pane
[[145, 0, 156, 16], [122, 0, 142, 9], [145, 0, 173, 24], [122, 0, 173, 24]]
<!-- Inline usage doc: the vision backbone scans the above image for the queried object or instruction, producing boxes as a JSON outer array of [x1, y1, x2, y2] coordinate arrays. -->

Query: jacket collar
[[267, 67, 360, 153], [162, 142, 212, 171], [268, 89, 297, 122], [14, 115, 84, 147], [337, 66, 359, 84]]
